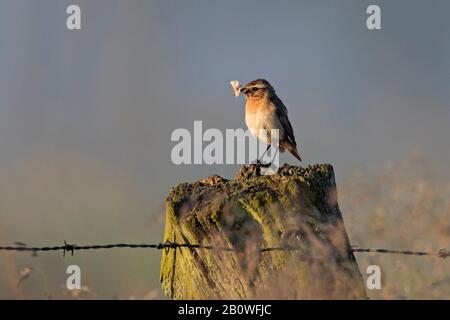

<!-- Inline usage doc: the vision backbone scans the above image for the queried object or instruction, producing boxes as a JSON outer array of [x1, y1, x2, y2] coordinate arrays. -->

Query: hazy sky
[[0, 0, 449, 298]]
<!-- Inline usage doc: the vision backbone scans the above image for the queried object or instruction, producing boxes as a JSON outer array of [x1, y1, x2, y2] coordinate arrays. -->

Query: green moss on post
[[160, 164, 367, 299]]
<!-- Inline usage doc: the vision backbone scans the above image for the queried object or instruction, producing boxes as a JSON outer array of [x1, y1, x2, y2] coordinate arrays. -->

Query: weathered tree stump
[[160, 164, 366, 299]]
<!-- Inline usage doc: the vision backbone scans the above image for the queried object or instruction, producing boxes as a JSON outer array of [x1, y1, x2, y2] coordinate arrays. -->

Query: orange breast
[[245, 96, 274, 115]]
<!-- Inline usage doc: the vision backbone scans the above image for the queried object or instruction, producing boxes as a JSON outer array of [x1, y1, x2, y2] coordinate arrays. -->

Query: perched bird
[[238, 79, 302, 164]]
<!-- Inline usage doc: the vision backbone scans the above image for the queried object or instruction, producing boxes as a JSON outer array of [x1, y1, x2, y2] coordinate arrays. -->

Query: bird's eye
[[252, 87, 258, 92]]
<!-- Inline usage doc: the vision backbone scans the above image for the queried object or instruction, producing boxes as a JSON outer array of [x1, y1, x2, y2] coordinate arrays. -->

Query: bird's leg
[[260, 144, 271, 160], [254, 145, 272, 168]]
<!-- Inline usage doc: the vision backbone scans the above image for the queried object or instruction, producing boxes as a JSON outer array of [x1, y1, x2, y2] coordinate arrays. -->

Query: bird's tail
[[280, 141, 302, 161]]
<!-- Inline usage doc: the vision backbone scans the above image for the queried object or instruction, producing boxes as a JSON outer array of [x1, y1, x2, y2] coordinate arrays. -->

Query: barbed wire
[[0, 240, 449, 259], [351, 246, 450, 258]]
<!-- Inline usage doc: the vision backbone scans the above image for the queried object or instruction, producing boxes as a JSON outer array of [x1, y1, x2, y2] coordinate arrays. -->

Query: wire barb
[[438, 249, 450, 258], [63, 241, 76, 257]]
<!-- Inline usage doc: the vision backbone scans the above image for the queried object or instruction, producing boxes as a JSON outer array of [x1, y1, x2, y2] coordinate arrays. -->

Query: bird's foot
[[252, 159, 271, 168]]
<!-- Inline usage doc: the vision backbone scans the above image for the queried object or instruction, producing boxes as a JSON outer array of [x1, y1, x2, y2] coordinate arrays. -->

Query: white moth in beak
[[230, 80, 241, 97]]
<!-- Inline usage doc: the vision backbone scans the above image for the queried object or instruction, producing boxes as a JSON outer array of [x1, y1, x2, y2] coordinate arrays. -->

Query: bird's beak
[[240, 87, 248, 94]]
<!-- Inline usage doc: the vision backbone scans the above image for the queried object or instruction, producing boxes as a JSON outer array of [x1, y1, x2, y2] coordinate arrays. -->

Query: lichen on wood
[[160, 164, 366, 299]]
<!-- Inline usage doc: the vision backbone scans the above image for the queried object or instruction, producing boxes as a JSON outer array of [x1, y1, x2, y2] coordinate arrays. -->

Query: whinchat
[[233, 79, 302, 164]]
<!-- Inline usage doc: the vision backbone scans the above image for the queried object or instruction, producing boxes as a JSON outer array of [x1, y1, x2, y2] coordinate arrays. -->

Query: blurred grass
[[0, 152, 164, 299], [340, 149, 450, 299]]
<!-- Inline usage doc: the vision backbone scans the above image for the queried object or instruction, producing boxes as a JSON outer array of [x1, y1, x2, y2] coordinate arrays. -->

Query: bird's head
[[240, 79, 274, 100]]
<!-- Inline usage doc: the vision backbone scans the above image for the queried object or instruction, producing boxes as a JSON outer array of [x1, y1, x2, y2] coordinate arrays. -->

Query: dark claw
[[252, 159, 271, 168], [259, 162, 271, 168]]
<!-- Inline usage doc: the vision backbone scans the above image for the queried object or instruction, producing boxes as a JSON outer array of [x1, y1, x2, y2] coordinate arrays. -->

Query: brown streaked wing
[[271, 94, 297, 146]]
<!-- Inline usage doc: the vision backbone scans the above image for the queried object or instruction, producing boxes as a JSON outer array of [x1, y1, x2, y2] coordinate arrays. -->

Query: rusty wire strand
[[0, 241, 449, 258]]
